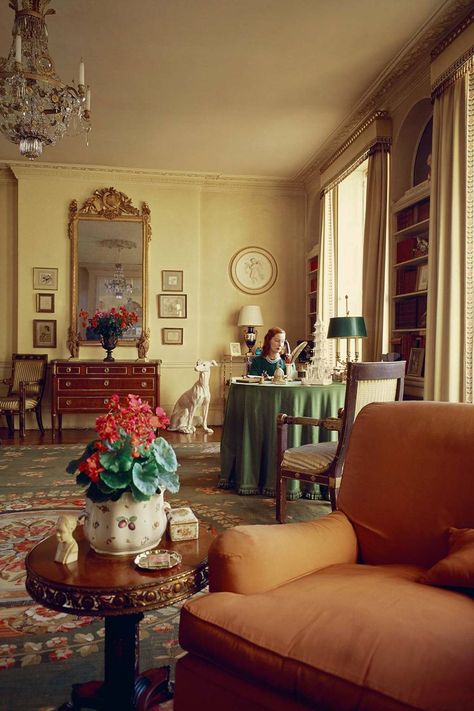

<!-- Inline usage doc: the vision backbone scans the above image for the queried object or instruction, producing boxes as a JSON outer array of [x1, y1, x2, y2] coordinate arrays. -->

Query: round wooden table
[[25, 525, 215, 711]]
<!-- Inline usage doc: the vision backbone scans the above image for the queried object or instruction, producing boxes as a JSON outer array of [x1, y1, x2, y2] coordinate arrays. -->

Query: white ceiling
[[0, 0, 468, 178]]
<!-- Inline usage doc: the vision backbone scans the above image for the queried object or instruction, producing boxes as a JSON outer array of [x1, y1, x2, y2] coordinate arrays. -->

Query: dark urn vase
[[101, 333, 118, 362]]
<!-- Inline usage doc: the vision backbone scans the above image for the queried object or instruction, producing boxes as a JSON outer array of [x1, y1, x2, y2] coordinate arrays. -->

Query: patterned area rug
[[0, 443, 329, 710]]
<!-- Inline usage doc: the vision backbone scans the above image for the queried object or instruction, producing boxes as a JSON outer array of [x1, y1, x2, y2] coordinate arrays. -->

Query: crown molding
[[1, 160, 305, 195], [295, 0, 473, 184]]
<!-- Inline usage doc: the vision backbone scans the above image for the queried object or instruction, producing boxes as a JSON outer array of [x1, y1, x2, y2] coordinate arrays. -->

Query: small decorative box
[[168, 506, 199, 541]]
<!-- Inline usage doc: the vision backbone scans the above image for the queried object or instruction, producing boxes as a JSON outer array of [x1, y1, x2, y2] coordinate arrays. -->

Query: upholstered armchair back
[[337, 401, 474, 568]]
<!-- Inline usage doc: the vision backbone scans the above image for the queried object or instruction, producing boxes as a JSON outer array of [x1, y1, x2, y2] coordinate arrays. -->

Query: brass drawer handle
[[103, 398, 109, 405], [104, 367, 109, 374], [65, 381, 71, 387], [66, 399, 72, 406], [104, 380, 109, 386], [66, 367, 71, 373], [141, 381, 147, 388], [141, 368, 147, 373]]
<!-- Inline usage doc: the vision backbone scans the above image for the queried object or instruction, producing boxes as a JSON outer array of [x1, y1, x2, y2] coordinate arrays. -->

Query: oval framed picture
[[229, 247, 278, 295]]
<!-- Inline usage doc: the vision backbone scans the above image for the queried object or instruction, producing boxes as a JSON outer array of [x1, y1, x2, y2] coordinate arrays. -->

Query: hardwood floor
[[0, 426, 222, 446]]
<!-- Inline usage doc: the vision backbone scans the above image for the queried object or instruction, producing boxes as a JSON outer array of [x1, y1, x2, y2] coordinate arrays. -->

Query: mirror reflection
[[78, 220, 143, 341], [69, 187, 150, 351]]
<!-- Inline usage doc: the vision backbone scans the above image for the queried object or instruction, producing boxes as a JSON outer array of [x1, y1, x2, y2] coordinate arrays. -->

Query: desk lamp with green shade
[[327, 296, 367, 379]]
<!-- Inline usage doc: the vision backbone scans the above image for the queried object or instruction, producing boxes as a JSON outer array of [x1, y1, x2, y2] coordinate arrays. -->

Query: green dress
[[249, 355, 287, 377]]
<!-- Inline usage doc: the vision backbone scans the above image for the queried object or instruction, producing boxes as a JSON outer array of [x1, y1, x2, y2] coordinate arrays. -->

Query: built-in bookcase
[[391, 181, 430, 398]]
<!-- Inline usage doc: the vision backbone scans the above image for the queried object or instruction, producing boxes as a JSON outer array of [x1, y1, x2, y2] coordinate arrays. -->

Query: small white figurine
[[168, 359, 218, 434], [54, 514, 79, 564], [273, 366, 286, 384]]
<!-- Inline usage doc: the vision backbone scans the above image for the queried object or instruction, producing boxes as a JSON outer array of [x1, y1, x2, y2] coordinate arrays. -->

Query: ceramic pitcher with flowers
[[67, 394, 179, 555]]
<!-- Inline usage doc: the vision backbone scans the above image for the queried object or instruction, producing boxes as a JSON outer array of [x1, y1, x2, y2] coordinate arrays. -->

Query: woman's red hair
[[262, 327, 285, 357]]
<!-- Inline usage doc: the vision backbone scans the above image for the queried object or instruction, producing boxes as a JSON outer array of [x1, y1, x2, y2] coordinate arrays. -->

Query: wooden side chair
[[0, 354, 48, 437], [276, 360, 405, 519]]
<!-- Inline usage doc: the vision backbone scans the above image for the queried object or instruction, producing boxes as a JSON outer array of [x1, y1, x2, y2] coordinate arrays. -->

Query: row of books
[[395, 294, 427, 329], [396, 198, 430, 231]]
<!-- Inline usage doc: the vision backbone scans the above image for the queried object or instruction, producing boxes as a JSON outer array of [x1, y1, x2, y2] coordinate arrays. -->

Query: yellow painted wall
[[0, 163, 305, 428]]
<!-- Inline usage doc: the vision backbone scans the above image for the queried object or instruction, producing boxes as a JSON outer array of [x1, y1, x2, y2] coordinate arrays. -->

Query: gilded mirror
[[68, 187, 151, 356]]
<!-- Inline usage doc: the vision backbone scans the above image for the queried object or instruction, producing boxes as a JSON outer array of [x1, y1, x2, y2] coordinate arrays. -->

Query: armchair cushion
[[0, 397, 39, 410], [180, 562, 474, 711], [281, 441, 337, 474], [420, 527, 474, 589], [209, 511, 358, 594]]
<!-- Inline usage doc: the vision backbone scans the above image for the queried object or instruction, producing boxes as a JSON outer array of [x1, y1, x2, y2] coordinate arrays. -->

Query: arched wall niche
[[392, 98, 432, 200]]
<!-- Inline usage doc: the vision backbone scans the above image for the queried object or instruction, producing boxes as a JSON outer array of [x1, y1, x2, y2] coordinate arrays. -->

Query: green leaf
[[150, 438, 178, 472], [132, 461, 159, 496], [99, 449, 133, 473], [100, 469, 131, 490], [157, 469, 180, 494], [129, 481, 150, 502]]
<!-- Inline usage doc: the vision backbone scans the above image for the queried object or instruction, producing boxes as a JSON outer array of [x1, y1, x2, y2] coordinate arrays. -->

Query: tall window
[[336, 159, 368, 318]]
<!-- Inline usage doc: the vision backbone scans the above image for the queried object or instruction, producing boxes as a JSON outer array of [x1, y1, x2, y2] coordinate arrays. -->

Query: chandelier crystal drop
[[104, 264, 133, 300], [0, 0, 91, 160]]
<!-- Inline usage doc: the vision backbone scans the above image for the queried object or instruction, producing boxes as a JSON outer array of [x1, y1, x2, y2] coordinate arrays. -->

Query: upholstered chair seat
[[281, 441, 338, 474], [0, 354, 48, 437], [277, 361, 406, 515]]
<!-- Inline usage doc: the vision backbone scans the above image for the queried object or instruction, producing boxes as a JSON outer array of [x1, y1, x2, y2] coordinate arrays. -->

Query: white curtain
[[425, 68, 471, 401], [318, 186, 338, 364], [362, 146, 390, 362]]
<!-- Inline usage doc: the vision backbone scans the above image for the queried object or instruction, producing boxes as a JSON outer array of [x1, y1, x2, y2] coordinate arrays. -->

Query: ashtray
[[134, 549, 182, 570]]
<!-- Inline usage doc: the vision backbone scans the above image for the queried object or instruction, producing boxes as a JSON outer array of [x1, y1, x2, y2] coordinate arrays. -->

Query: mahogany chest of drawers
[[51, 359, 161, 436]]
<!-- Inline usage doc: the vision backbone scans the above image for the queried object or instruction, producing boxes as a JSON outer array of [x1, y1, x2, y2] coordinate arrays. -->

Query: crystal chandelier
[[0, 0, 91, 160], [105, 263, 133, 301]]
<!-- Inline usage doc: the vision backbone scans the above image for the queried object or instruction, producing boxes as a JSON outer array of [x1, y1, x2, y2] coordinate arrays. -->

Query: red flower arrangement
[[67, 394, 179, 503], [79, 306, 138, 339]]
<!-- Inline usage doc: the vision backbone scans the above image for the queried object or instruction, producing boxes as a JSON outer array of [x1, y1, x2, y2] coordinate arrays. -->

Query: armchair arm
[[208, 511, 358, 594]]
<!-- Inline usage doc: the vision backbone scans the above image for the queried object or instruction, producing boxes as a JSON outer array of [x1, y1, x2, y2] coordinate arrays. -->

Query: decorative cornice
[[431, 7, 474, 59], [296, 0, 473, 184], [321, 137, 391, 196], [431, 45, 474, 98], [319, 112, 390, 174], [3, 160, 304, 194]]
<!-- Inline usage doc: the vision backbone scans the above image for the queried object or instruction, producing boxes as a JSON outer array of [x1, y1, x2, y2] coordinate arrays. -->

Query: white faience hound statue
[[168, 359, 218, 434]]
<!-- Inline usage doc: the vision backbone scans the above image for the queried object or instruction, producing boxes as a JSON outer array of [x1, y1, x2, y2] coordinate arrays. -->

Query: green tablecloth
[[219, 381, 346, 498]]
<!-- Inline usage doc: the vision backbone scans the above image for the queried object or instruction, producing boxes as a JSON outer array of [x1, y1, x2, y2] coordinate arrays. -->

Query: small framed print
[[158, 294, 187, 318], [407, 347, 425, 377], [416, 264, 428, 291], [162, 328, 183, 345], [36, 293, 55, 313], [162, 270, 183, 292], [33, 319, 57, 348], [33, 267, 58, 290], [229, 342, 242, 356]]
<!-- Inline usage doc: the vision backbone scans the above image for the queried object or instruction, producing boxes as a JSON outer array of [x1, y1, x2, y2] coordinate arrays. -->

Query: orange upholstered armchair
[[175, 402, 474, 711]]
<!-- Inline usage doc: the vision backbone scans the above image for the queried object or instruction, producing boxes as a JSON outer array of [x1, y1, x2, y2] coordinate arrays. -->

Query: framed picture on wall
[[162, 328, 183, 345], [229, 246, 277, 295], [36, 293, 55, 313], [33, 319, 57, 348], [158, 294, 187, 318], [162, 270, 183, 292], [33, 267, 58, 290]]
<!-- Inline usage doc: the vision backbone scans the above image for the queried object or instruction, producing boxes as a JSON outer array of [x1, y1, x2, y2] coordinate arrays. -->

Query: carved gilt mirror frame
[[68, 187, 151, 356]]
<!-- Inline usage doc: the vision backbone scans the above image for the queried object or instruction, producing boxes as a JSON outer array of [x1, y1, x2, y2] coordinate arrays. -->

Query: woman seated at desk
[[249, 327, 287, 377]]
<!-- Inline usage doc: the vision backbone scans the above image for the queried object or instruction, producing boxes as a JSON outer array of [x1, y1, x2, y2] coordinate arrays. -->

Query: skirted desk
[[219, 381, 346, 499]]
